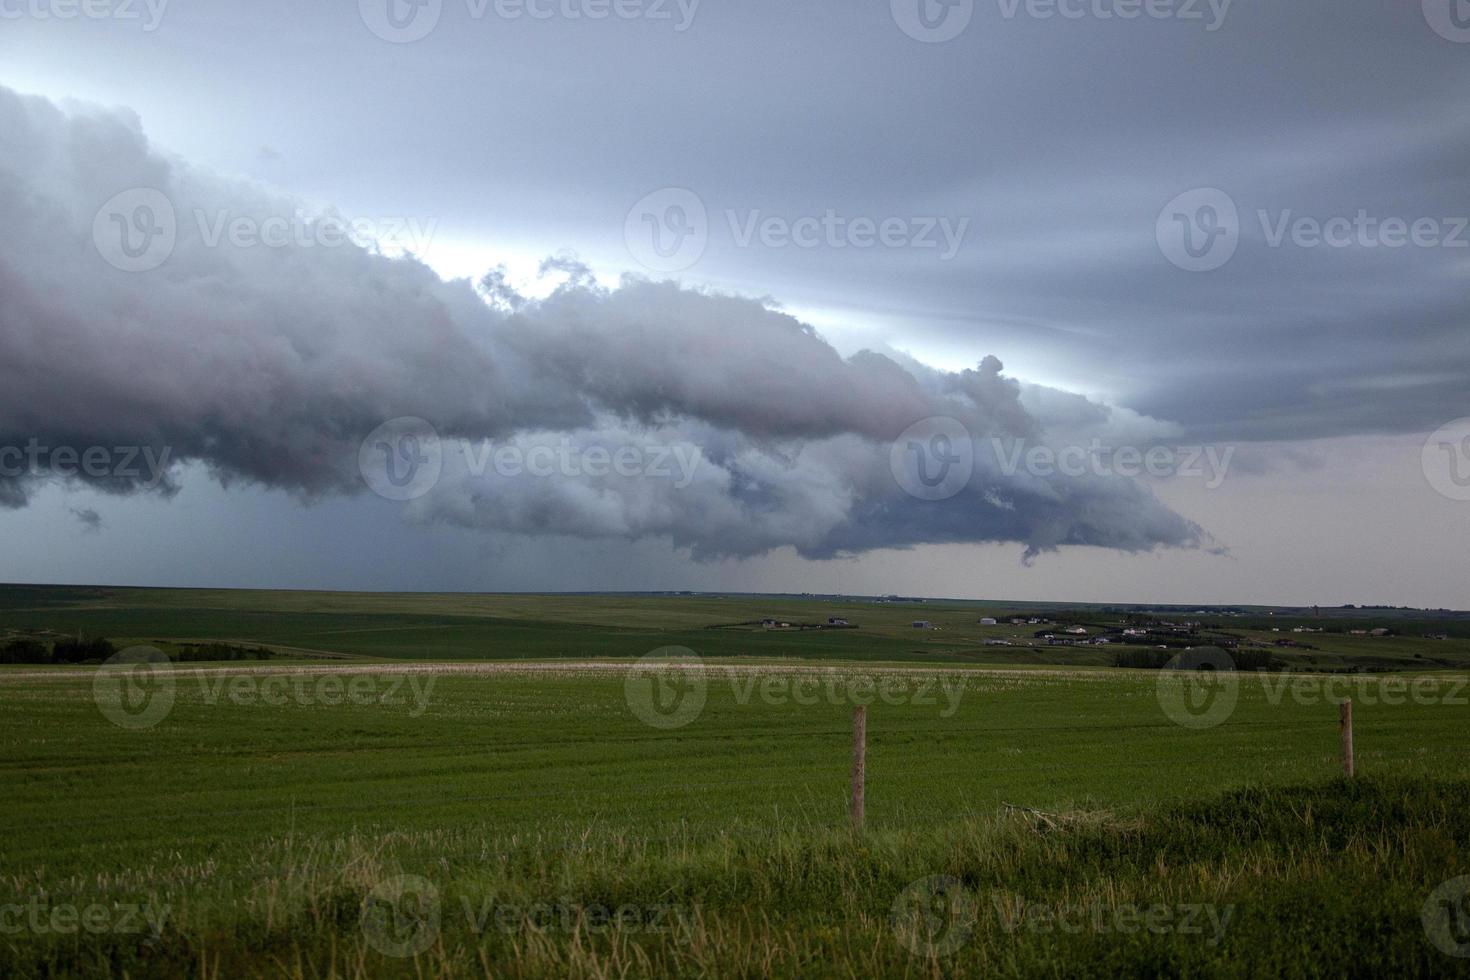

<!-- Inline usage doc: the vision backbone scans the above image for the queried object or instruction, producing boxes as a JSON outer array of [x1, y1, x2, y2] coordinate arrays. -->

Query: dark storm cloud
[[0, 86, 1205, 561], [68, 506, 103, 532], [4, 1, 1464, 444]]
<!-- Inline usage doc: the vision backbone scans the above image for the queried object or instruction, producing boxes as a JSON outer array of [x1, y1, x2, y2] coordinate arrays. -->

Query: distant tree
[[49, 637, 117, 664], [0, 639, 50, 664]]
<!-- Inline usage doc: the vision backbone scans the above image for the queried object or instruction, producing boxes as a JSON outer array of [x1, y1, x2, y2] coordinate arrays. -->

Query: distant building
[[979, 617, 997, 626], [912, 620, 932, 629], [827, 617, 850, 627], [1066, 626, 1088, 635], [760, 619, 777, 629]]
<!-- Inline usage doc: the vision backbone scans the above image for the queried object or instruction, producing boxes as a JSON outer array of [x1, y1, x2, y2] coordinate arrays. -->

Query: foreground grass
[[2, 662, 1469, 976], [2, 778, 1468, 977]]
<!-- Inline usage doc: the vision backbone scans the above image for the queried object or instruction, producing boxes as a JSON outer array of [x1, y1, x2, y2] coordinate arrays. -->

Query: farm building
[[979, 617, 997, 626], [912, 620, 932, 629]]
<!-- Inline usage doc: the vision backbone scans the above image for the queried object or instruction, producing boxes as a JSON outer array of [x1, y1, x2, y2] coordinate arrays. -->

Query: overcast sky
[[0, 0, 1467, 607]]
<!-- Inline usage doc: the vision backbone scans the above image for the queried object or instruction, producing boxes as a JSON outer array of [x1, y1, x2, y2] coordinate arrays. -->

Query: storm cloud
[[0, 85, 1206, 561]]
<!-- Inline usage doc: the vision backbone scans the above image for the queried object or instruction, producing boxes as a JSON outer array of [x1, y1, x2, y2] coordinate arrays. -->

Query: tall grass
[[4, 777, 1467, 978]]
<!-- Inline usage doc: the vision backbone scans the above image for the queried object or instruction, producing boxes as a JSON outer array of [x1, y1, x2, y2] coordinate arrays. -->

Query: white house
[[979, 617, 997, 626]]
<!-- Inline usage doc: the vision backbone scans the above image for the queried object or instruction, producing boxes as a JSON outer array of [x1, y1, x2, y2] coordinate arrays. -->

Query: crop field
[[2, 587, 1470, 977]]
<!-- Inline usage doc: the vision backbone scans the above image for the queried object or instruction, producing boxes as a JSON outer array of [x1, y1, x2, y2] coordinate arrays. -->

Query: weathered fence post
[[1340, 699, 1354, 778], [851, 705, 866, 832]]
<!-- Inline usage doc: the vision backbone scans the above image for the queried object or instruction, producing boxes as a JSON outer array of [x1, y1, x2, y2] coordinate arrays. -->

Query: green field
[[3, 584, 1468, 668], [2, 587, 1470, 977]]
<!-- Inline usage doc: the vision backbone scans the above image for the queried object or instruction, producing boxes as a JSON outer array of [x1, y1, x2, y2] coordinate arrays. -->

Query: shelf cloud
[[0, 85, 1207, 560]]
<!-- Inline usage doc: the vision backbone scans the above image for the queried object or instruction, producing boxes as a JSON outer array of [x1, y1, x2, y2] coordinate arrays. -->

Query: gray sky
[[0, 0, 1467, 606]]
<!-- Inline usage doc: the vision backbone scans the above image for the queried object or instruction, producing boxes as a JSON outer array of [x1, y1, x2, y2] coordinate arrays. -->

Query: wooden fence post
[[851, 705, 866, 832], [1340, 699, 1354, 778]]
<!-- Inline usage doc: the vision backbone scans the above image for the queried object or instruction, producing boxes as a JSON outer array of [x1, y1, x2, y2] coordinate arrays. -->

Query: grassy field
[[3, 584, 1469, 668], [2, 587, 1470, 976]]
